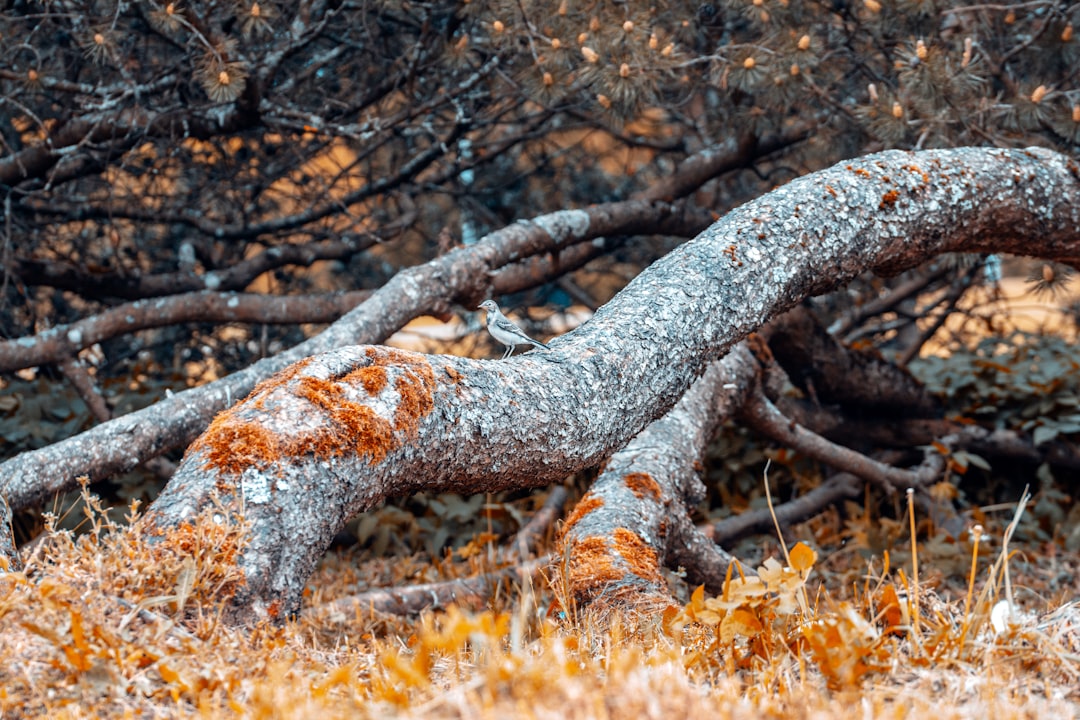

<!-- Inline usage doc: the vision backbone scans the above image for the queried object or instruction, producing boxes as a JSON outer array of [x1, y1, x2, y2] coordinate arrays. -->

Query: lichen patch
[[624, 472, 661, 501], [612, 528, 663, 585], [190, 348, 437, 478], [564, 536, 627, 597], [560, 494, 604, 535]]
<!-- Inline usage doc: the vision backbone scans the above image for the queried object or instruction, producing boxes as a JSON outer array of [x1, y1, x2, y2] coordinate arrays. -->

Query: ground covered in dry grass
[[1, 482, 1077, 719]]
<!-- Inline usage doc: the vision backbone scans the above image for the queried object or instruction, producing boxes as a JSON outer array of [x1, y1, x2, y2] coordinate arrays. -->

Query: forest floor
[[1, 481, 1077, 719], [3, 272, 1079, 718]]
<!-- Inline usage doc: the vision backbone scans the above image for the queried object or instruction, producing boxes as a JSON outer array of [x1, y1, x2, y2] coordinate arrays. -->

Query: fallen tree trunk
[[0, 200, 704, 510], [138, 147, 1080, 623], [1, 129, 808, 511]]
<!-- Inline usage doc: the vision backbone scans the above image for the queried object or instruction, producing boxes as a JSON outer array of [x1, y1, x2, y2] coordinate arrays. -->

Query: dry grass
[[1, 482, 1078, 719]]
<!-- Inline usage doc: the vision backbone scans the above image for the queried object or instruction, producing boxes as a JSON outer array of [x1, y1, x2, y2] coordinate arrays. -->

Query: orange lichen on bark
[[296, 376, 395, 462], [560, 494, 604, 535], [901, 163, 930, 184], [343, 365, 388, 395], [564, 536, 627, 596], [562, 529, 664, 601], [392, 362, 435, 432], [880, 189, 900, 208], [191, 349, 437, 477], [612, 528, 664, 585], [624, 472, 661, 501], [189, 416, 279, 478]]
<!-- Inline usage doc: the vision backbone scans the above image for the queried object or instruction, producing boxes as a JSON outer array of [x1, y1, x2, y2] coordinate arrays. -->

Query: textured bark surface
[[124, 148, 1080, 621], [0, 197, 704, 511], [0, 127, 806, 511], [0, 291, 371, 374], [554, 345, 757, 609], [0, 495, 19, 573]]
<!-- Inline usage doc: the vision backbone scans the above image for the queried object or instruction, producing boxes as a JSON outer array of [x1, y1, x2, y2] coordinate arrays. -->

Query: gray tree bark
[[552, 344, 755, 613], [1, 127, 805, 511], [133, 147, 1080, 623]]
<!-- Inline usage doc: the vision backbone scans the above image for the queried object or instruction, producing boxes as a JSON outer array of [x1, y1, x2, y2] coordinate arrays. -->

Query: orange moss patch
[[296, 376, 395, 462], [190, 416, 279, 478], [624, 473, 661, 501], [612, 528, 663, 585], [564, 536, 628, 596], [392, 362, 435, 432], [343, 365, 388, 395], [560, 494, 604, 535], [880, 188, 900, 208], [192, 349, 437, 477], [444, 365, 463, 383]]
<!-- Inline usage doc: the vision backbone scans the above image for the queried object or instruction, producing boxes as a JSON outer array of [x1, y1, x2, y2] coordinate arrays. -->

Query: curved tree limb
[[0, 136, 774, 511], [0, 290, 370, 373], [555, 345, 758, 611], [319, 556, 551, 619], [738, 383, 940, 494], [10, 238, 379, 301], [135, 147, 1080, 623], [706, 475, 863, 547]]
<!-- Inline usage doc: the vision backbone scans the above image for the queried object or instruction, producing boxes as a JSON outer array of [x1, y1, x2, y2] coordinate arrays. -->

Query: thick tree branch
[[0, 199, 706, 510], [0, 137, 769, 510], [555, 345, 758, 609], [135, 147, 1080, 623]]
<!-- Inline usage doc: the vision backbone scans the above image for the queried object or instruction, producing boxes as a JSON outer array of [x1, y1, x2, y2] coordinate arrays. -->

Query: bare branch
[[707, 475, 863, 547], [739, 383, 935, 494], [0, 290, 370, 373], [318, 557, 551, 618]]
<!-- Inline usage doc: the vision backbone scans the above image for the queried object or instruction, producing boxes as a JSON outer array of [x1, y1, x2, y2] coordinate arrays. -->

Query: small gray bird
[[478, 300, 551, 360]]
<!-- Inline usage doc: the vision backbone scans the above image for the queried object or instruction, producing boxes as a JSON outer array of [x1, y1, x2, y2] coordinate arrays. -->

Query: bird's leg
[[502, 345, 514, 360]]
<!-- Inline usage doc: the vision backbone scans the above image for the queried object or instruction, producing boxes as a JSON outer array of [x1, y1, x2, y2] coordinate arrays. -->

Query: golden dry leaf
[[875, 583, 905, 633], [715, 575, 769, 610], [720, 607, 764, 644], [789, 542, 817, 573], [802, 603, 889, 689]]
